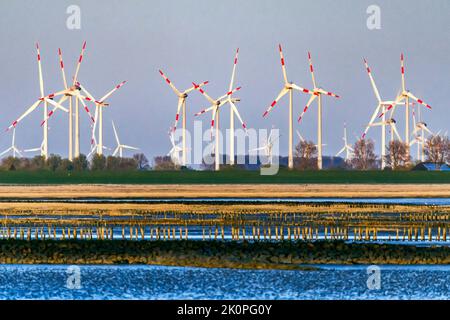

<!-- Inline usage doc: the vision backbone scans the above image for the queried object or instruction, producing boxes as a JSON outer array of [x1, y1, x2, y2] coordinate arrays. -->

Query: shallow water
[[0, 264, 449, 300], [7, 197, 450, 205]]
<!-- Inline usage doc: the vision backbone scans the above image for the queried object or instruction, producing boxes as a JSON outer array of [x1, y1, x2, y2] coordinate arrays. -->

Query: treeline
[[0, 153, 149, 171], [151, 134, 450, 171]]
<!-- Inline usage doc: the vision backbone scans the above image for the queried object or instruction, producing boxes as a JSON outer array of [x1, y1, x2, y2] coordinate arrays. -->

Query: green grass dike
[[0, 169, 448, 184], [1, 240, 450, 270]]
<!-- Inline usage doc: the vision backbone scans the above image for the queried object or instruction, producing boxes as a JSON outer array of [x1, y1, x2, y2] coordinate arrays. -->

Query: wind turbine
[[6, 43, 67, 158], [111, 121, 139, 157], [251, 127, 280, 165], [262, 45, 315, 170], [379, 53, 432, 150], [78, 80, 127, 156], [158, 69, 208, 166], [167, 129, 183, 166], [0, 128, 23, 158], [193, 84, 243, 171], [335, 123, 354, 161], [361, 58, 405, 169], [296, 52, 340, 170], [41, 42, 95, 160]]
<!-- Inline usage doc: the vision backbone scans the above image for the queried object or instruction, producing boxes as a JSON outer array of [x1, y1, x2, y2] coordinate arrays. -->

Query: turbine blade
[[335, 146, 346, 157], [112, 121, 120, 144], [36, 43, 44, 96], [290, 83, 315, 95], [392, 123, 402, 142], [78, 82, 96, 102], [317, 88, 340, 98], [72, 41, 86, 85], [406, 92, 431, 109], [307, 51, 317, 89], [378, 95, 405, 118], [217, 86, 242, 101], [362, 103, 382, 138], [363, 58, 381, 103], [99, 80, 127, 102], [159, 69, 182, 96], [230, 101, 247, 130], [7, 100, 42, 131], [40, 95, 70, 127], [75, 94, 95, 123], [58, 48, 68, 89], [262, 87, 289, 117], [0, 147, 12, 157], [45, 98, 68, 112], [193, 83, 216, 104], [400, 53, 405, 92], [184, 80, 209, 94], [210, 106, 218, 135], [278, 44, 288, 84], [297, 94, 317, 123], [228, 48, 239, 92], [194, 104, 215, 117], [122, 145, 139, 150], [173, 98, 183, 131], [423, 126, 433, 135]]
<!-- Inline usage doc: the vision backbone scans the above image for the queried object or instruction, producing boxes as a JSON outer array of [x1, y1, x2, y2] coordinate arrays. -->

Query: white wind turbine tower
[[6, 43, 68, 156], [378, 53, 432, 151], [167, 129, 183, 166], [296, 52, 340, 170], [251, 127, 280, 165], [158, 69, 208, 166], [262, 45, 315, 170], [335, 123, 354, 161], [24, 140, 45, 155], [78, 81, 127, 156], [42, 42, 95, 160], [361, 58, 404, 169], [193, 83, 244, 171], [111, 121, 139, 157], [0, 128, 23, 158]]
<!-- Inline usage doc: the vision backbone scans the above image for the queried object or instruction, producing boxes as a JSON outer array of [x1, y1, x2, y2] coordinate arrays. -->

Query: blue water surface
[[0, 264, 448, 300]]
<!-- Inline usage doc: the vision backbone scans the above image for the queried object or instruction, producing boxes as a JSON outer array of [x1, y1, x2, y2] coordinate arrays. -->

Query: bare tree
[[385, 141, 411, 170], [350, 138, 377, 170], [424, 135, 450, 168], [133, 153, 149, 170], [295, 140, 318, 170], [153, 156, 180, 170]]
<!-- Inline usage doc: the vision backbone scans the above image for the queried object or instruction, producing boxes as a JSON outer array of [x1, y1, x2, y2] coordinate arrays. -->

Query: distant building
[[412, 162, 450, 171]]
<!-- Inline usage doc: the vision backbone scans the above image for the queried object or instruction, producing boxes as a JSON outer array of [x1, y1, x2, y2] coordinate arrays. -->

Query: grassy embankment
[[0, 169, 448, 184], [2, 239, 450, 269]]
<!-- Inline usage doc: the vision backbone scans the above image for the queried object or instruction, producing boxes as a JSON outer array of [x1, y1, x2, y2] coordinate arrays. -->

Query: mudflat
[[0, 184, 448, 199]]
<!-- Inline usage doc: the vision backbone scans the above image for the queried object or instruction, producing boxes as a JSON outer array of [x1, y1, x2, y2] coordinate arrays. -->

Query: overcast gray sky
[[0, 0, 448, 160]]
